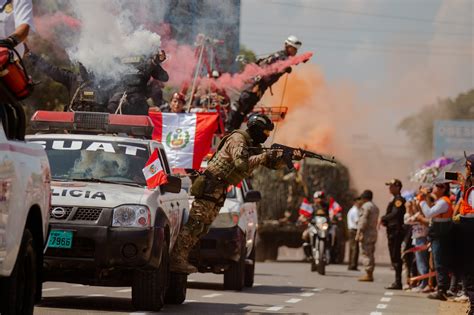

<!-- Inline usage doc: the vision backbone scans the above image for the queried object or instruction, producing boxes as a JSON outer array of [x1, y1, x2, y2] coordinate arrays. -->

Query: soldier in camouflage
[[170, 113, 303, 274], [225, 36, 302, 132], [356, 190, 380, 282]]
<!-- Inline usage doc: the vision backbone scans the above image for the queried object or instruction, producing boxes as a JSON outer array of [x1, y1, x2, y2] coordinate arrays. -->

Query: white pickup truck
[[26, 111, 190, 312], [0, 107, 51, 315]]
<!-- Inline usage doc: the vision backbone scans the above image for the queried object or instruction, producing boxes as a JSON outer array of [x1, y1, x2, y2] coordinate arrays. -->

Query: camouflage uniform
[[357, 201, 380, 274], [170, 130, 285, 273], [225, 50, 290, 132]]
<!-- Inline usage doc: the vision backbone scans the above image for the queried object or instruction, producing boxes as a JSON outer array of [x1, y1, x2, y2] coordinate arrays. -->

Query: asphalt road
[[34, 255, 443, 315]]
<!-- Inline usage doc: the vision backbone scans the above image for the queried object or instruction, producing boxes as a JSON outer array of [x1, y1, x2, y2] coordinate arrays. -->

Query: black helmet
[[247, 114, 274, 144], [247, 113, 274, 131]]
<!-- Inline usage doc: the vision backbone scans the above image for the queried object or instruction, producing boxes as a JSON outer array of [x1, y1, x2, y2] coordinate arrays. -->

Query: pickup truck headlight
[[211, 212, 240, 228], [112, 205, 150, 227]]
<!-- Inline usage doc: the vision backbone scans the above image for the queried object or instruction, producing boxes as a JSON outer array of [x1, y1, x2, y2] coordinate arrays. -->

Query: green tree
[[237, 45, 257, 71], [398, 88, 474, 158]]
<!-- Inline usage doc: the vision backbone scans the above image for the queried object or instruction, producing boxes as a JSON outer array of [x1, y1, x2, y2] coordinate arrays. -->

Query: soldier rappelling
[[225, 35, 302, 132]]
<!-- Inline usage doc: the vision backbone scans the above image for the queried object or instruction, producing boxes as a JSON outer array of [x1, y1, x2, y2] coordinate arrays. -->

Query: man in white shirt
[[347, 198, 361, 270], [0, 0, 35, 56]]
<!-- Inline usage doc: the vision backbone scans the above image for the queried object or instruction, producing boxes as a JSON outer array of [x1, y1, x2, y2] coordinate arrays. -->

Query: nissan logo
[[51, 207, 67, 219]]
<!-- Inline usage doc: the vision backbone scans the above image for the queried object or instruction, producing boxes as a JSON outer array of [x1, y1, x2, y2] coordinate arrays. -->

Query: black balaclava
[[247, 125, 269, 144]]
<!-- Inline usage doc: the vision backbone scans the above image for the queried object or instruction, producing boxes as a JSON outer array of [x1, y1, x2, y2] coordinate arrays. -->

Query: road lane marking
[[71, 284, 84, 287], [312, 288, 325, 292], [300, 292, 315, 297], [188, 279, 196, 282], [384, 291, 394, 296], [285, 298, 302, 303], [254, 283, 262, 286], [116, 288, 132, 293], [184, 299, 197, 304], [202, 293, 222, 298], [370, 312, 383, 315], [266, 306, 284, 311], [380, 297, 391, 302], [42, 288, 60, 292], [376, 304, 387, 309]]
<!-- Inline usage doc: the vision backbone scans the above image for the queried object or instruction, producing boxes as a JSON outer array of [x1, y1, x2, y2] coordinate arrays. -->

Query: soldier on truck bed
[[26, 51, 107, 112], [225, 35, 302, 132], [107, 49, 169, 115]]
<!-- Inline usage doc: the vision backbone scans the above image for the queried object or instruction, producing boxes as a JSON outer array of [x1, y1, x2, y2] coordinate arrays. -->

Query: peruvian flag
[[329, 197, 343, 218], [299, 198, 314, 218], [142, 149, 168, 189], [149, 112, 219, 169]]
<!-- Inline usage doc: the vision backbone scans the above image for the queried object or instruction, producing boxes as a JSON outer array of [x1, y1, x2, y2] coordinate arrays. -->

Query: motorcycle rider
[[108, 49, 169, 115], [225, 35, 301, 132], [300, 191, 329, 259], [170, 113, 303, 274]]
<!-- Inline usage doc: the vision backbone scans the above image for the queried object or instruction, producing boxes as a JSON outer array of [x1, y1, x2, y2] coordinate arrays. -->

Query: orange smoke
[[261, 64, 356, 159]]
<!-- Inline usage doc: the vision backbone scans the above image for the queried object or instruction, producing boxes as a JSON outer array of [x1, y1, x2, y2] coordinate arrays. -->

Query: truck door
[[0, 120, 14, 260]]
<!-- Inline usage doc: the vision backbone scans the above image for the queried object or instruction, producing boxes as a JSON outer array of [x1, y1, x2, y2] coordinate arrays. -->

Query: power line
[[241, 31, 473, 52], [243, 21, 473, 38], [242, 35, 474, 57], [267, 0, 473, 27]]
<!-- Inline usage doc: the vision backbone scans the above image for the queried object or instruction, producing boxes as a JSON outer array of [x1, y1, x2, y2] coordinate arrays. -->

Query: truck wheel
[[165, 272, 187, 304], [244, 246, 255, 287], [132, 239, 169, 311], [0, 229, 37, 315], [224, 238, 246, 291]]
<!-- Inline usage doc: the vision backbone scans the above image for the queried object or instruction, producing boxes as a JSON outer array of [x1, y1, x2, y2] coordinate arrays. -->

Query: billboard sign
[[433, 120, 474, 157]]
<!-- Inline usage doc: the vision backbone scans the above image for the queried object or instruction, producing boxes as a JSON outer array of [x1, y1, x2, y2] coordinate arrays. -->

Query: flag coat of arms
[[149, 112, 219, 169], [299, 198, 314, 218], [142, 149, 168, 189]]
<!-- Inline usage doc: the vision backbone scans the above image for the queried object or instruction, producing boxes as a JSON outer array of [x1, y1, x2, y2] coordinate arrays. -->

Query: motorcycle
[[308, 214, 329, 275]]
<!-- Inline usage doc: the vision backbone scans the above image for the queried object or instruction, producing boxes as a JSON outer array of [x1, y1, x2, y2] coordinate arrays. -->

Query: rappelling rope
[[270, 73, 289, 142], [187, 42, 205, 112], [115, 91, 127, 115]]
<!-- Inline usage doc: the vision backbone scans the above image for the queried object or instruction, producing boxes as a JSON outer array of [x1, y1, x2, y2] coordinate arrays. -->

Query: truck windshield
[[30, 139, 149, 186]]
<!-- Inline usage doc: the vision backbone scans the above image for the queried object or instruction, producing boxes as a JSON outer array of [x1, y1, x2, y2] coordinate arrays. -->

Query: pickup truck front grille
[[72, 208, 103, 221], [49, 206, 106, 222], [49, 207, 73, 220]]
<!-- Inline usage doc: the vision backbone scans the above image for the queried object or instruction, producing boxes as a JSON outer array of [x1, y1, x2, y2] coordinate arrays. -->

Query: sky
[[240, 0, 473, 154]]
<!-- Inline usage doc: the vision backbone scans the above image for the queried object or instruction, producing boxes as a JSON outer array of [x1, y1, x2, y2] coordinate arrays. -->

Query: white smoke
[[67, 0, 162, 82]]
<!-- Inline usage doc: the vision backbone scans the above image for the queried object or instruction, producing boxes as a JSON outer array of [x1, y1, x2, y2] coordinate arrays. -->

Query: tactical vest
[[207, 130, 253, 185], [434, 196, 454, 220]]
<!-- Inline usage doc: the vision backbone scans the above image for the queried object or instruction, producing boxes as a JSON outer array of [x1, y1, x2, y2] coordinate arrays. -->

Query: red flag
[[299, 198, 314, 218], [149, 112, 219, 169], [142, 149, 168, 189]]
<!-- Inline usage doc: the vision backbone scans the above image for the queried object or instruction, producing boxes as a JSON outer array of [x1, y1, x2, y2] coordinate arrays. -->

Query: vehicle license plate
[[47, 230, 73, 249]]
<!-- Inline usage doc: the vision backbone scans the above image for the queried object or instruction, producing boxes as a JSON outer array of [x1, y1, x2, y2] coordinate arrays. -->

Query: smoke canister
[[0, 47, 31, 100]]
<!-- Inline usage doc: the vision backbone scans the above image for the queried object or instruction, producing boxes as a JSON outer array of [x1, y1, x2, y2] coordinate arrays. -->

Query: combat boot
[[170, 260, 198, 274], [427, 290, 447, 301], [385, 282, 403, 290], [358, 271, 374, 282]]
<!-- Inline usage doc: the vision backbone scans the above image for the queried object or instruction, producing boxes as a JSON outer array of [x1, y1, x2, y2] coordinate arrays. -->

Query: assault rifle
[[252, 143, 336, 170]]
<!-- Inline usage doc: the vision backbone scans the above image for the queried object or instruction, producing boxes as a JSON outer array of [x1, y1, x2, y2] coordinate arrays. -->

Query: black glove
[[152, 50, 166, 64], [285, 67, 292, 74], [0, 35, 19, 48]]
